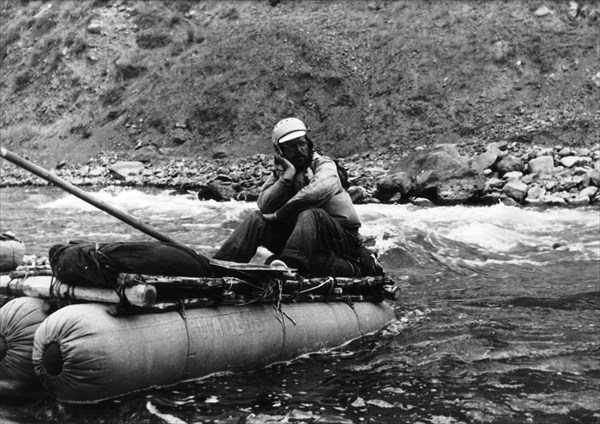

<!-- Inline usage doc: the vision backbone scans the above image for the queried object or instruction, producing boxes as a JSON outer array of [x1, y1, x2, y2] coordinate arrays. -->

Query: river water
[[0, 187, 598, 424]]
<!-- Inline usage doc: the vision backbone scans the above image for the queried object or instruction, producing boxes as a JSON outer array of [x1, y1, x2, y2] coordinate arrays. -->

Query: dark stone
[[495, 154, 523, 174], [375, 171, 412, 202], [213, 151, 228, 159], [197, 182, 237, 201]]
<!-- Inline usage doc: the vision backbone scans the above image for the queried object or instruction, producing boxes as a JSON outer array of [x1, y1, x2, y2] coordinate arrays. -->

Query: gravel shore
[[3, 141, 600, 208]]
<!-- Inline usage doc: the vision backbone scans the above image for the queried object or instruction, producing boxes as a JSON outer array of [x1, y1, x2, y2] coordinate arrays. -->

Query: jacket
[[257, 152, 361, 229]]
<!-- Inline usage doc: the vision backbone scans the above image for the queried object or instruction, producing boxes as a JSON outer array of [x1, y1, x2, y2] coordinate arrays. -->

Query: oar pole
[[0, 147, 184, 246]]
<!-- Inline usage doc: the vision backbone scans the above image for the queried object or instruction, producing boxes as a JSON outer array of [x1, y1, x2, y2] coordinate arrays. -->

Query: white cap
[[272, 118, 307, 145]]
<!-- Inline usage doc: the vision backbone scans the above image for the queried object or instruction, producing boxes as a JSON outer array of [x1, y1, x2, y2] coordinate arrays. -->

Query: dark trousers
[[213, 209, 361, 276]]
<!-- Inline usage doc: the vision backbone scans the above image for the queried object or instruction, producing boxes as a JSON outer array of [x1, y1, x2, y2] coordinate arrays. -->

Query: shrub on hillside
[[64, 31, 88, 56], [114, 54, 148, 81], [30, 10, 59, 37], [46, 50, 61, 73], [0, 18, 25, 63], [14, 71, 31, 92], [170, 41, 185, 57], [100, 86, 124, 106], [91, 0, 111, 7], [136, 30, 172, 49], [221, 7, 239, 21], [162, 0, 197, 14], [147, 116, 167, 134], [132, 5, 164, 30], [70, 123, 92, 139], [29, 36, 60, 69]]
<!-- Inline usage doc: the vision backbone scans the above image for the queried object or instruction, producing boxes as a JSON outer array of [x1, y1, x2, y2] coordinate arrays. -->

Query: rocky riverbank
[[2, 141, 599, 207]]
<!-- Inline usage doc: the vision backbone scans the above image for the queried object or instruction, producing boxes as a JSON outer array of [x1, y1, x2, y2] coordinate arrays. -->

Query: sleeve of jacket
[[257, 171, 295, 213], [274, 156, 340, 221]]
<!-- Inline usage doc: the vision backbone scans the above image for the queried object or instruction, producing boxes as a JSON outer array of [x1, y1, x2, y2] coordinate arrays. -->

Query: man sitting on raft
[[213, 117, 383, 277]]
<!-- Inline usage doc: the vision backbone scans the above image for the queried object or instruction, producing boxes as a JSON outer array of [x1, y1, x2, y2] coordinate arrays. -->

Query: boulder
[[436, 170, 485, 204], [348, 186, 368, 204], [500, 196, 521, 207], [390, 145, 466, 176], [171, 128, 193, 145], [388, 146, 477, 203], [574, 147, 591, 157], [108, 161, 145, 180], [545, 180, 557, 191], [557, 147, 572, 157], [389, 192, 402, 203], [525, 184, 546, 203], [503, 171, 523, 180], [580, 186, 598, 199], [568, 194, 591, 206], [410, 197, 434, 207], [88, 167, 105, 177], [542, 193, 567, 206], [375, 171, 412, 202], [528, 156, 555, 174], [484, 177, 504, 191], [535, 147, 554, 157], [471, 150, 500, 173], [521, 173, 538, 185], [422, 149, 467, 172], [560, 156, 580, 168], [534, 5, 552, 16], [502, 180, 528, 202], [495, 154, 522, 174], [87, 20, 103, 35], [481, 192, 503, 205], [414, 169, 438, 191], [558, 176, 583, 192], [589, 169, 600, 186], [197, 182, 237, 201]]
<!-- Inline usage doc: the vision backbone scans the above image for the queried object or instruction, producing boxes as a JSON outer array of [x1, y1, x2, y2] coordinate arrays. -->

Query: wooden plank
[[120, 273, 395, 289], [0, 276, 156, 308], [210, 258, 298, 279], [118, 273, 400, 301]]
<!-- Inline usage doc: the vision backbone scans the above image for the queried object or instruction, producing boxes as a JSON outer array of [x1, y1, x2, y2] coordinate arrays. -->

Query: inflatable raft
[[33, 300, 394, 403], [1, 268, 397, 403], [0, 296, 52, 397]]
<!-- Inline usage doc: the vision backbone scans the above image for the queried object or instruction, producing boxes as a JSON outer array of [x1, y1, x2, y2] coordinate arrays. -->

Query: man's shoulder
[[311, 152, 334, 165]]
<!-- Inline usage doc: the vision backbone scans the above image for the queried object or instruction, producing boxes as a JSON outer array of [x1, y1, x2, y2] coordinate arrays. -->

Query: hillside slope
[[0, 0, 598, 167]]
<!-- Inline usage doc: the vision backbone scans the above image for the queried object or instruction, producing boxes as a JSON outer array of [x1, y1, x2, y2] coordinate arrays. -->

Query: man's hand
[[261, 212, 279, 222], [274, 154, 296, 182]]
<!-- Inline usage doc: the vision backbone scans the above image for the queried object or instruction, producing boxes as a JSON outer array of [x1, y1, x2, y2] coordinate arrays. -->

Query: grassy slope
[[0, 0, 598, 167]]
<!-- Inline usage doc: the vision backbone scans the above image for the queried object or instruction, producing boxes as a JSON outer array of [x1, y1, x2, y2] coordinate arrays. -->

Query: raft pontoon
[[0, 264, 397, 403]]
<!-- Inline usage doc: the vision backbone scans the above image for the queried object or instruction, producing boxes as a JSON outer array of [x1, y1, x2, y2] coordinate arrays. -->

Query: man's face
[[279, 136, 310, 169]]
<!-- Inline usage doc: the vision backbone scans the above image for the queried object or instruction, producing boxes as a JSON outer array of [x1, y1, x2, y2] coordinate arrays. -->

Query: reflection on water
[[0, 187, 599, 423]]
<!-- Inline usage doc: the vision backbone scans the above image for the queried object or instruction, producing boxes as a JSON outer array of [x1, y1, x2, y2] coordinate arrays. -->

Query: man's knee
[[241, 210, 268, 227], [296, 208, 327, 223], [249, 210, 266, 222]]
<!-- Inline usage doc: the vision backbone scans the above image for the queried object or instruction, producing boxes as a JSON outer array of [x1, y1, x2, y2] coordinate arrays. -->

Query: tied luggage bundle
[[49, 242, 212, 289], [0, 232, 26, 272]]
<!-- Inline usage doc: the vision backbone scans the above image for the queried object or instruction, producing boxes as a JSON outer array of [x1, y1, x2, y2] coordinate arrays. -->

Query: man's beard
[[291, 149, 311, 170], [291, 154, 309, 170]]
